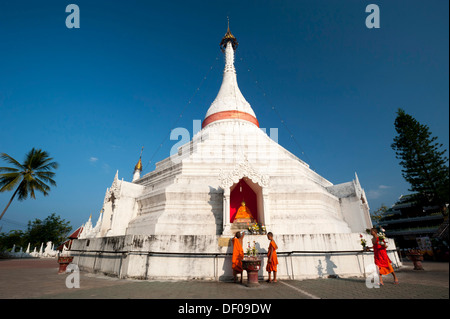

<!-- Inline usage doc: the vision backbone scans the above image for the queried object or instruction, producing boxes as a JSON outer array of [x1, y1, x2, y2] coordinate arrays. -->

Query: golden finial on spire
[[220, 17, 238, 52], [134, 146, 143, 172]]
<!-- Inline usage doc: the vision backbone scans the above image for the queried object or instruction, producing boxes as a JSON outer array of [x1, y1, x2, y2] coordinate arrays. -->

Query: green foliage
[[391, 109, 449, 207], [370, 204, 390, 223], [0, 230, 26, 251], [25, 213, 72, 247], [0, 213, 72, 251]]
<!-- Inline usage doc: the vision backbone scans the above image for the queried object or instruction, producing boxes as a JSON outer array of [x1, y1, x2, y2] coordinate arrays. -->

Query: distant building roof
[[68, 226, 83, 239]]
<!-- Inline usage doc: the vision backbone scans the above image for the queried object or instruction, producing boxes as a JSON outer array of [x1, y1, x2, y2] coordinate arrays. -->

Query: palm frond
[[0, 167, 19, 173], [35, 171, 57, 186], [1, 148, 58, 202], [0, 153, 25, 170], [0, 174, 23, 192], [35, 159, 59, 172], [34, 177, 51, 193], [17, 182, 29, 201]]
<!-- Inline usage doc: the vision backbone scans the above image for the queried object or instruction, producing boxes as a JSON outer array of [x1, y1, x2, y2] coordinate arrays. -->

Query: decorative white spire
[[202, 25, 259, 129], [132, 147, 144, 182], [223, 40, 236, 74]]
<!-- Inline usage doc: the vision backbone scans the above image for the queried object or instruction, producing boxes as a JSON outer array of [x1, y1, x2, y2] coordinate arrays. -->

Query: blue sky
[[0, 0, 448, 234]]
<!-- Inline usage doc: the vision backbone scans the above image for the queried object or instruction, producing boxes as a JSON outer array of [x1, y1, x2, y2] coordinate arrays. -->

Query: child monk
[[266, 232, 278, 283], [232, 231, 244, 283]]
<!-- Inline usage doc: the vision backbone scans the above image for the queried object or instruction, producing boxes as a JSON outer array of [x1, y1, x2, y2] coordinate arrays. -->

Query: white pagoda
[[72, 26, 401, 280]]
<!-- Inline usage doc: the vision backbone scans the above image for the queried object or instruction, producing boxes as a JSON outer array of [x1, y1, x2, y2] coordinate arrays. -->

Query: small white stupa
[[72, 24, 400, 280]]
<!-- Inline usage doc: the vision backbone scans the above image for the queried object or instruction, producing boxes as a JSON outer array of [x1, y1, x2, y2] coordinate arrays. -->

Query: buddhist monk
[[266, 232, 278, 283], [232, 231, 244, 283], [368, 227, 399, 285], [234, 201, 254, 220]]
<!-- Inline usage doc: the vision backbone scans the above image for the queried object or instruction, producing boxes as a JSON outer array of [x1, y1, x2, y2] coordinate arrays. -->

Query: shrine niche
[[219, 160, 270, 236], [230, 178, 257, 224]]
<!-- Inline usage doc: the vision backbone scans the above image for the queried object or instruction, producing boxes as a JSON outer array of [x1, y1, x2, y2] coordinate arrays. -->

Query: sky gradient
[[0, 0, 448, 234]]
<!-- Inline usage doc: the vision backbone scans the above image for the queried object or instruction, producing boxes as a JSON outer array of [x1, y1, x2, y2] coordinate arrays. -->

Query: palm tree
[[0, 148, 58, 220]]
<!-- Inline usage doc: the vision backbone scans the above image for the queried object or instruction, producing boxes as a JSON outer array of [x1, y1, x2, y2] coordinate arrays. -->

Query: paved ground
[[0, 258, 447, 301]]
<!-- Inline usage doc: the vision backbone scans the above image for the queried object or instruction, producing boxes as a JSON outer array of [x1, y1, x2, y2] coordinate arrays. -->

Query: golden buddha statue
[[234, 201, 255, 221]]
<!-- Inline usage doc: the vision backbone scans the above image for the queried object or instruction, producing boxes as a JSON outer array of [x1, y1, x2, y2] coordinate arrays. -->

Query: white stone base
[[70, 233, 401, 281]]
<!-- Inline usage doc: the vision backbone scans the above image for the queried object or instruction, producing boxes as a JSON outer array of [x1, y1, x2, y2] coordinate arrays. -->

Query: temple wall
[[70, 233, 402, 281], [107, 191, 141, 236], [125, 167, 368, 237], [126, 183, 223, 236], [339, 196, 372, 233], [117, 122, 372, 238], [98, 179, 144, 238]]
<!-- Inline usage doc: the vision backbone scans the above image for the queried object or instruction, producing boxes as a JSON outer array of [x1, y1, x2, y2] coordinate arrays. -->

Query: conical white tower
[[202, 25, 259, 129]]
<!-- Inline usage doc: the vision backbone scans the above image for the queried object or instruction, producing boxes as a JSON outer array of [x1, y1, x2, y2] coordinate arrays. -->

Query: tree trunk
[[0, 186, 20, 220]]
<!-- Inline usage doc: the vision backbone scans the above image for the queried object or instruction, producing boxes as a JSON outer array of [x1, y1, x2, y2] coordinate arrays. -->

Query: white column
[[262, 187, 270, 229], [222, 188, 232, 236]]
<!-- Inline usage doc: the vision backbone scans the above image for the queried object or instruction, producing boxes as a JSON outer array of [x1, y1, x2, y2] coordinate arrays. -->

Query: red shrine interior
[[230, 178, 258, 223]]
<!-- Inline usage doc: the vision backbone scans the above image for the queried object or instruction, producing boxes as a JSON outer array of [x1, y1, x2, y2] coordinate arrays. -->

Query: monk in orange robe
[[369, 228, 399, 285], [266, 232, 278, 283], [232, 231, 244, 283]]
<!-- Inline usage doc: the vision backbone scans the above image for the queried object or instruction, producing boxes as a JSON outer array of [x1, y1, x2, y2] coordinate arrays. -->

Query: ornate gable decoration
[[104, 170, 122, 204], [219, 159, 269, 189]]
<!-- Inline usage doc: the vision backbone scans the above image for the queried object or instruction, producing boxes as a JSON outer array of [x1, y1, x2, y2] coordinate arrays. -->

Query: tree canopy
[[391, 109, 449, 207], [0, 148, 59, 220], [0, 213, 72, 251]]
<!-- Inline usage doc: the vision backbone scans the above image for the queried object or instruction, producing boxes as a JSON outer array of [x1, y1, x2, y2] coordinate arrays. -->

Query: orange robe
[[373, 237, 394, 275], [235, 205, 254, 220], [266, 240, 278, 272], [232, 237, 244, 273]]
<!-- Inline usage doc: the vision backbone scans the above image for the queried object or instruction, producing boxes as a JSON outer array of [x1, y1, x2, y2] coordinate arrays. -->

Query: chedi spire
[[132, 147, 143, 182], [202, 22, 259, 129]]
